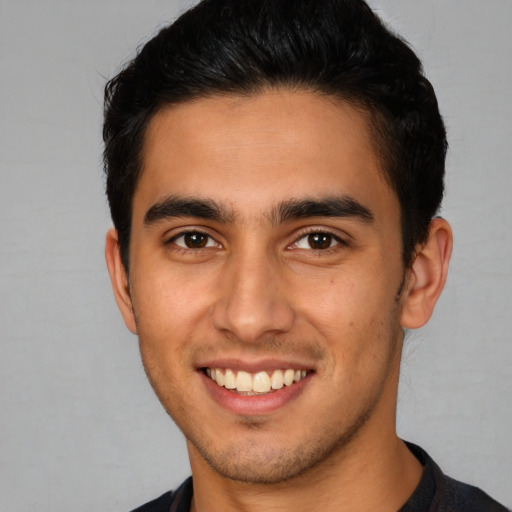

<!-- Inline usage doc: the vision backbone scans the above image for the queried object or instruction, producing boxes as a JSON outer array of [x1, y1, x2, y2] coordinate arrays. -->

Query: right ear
[[105, 228, 137, 334]]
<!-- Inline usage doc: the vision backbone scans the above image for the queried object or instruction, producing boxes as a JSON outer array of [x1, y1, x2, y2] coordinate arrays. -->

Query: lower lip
[[199, 371, 311, 415]]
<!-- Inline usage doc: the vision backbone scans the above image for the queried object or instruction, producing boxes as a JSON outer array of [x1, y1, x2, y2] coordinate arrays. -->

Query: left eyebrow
[[271, 195, 375, 225]]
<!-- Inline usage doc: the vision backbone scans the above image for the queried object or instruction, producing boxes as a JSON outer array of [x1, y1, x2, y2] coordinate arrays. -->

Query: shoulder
[[406, 442, 509, 512], [129, 490, 174, 512], [434, 473, 509, 512], [128, 476, 193, 512]]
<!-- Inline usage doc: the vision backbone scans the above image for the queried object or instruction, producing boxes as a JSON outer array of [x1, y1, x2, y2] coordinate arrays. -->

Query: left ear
[[400, 218, 453, 329]]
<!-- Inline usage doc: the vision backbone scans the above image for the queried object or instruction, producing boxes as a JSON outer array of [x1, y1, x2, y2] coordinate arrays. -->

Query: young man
[[103, 1, 508, 511]]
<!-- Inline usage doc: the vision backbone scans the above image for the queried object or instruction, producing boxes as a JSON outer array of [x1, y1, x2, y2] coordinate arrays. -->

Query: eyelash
[[290, 229, 348, 252], [166, 230, 221, 251], [165, 228, 348, 253]]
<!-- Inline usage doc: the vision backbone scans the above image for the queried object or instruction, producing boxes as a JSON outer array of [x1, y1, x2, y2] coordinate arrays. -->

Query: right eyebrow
[[143, 196, 234, 226]]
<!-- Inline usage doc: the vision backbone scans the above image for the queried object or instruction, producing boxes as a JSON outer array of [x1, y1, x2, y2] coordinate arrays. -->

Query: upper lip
[[196, 357, 315, 373]]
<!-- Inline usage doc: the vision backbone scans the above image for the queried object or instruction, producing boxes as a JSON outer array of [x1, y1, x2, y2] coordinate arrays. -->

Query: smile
[[204, 368, 309, 395]]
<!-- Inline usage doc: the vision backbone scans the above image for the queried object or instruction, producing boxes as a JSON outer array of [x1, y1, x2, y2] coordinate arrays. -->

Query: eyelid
[[289, 227, 350, 250], [164, 227, 222, 249]]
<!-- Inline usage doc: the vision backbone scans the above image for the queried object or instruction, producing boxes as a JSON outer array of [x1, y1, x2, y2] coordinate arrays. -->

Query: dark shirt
[[130, 443, 509, 512], [398, 443, 508, 512]]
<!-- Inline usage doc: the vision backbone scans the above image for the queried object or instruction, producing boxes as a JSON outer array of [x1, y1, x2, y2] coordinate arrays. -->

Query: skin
[[106, 89, 452, 512]]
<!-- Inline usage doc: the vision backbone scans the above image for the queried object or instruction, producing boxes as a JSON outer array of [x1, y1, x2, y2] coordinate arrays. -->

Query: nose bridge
[[211, 240, 295, 342]]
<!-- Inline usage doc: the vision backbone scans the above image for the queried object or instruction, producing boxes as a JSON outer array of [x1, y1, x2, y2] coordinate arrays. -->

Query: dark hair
[[103, 0, 447, 270]]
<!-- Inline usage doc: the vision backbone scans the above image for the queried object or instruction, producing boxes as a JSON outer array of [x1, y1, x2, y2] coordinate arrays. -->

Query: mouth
[[203, 367, 311, 395]]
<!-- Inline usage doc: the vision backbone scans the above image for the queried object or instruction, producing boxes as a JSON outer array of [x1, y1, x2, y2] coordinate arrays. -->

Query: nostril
[[211, 295, 296, 343]]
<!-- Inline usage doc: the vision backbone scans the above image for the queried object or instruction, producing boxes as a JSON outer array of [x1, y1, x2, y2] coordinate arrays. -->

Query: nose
[[211, 249, 296, 343]]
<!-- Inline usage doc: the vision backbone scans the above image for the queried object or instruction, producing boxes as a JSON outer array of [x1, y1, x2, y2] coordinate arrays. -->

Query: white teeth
[[271, 369, 284, 390], [253, 371, 271, 393], [224, 369, 236, 389], [235, 371, 253, 392], [215, 368, 224, 387], [284, 369, 295, 386], [207, 367, 308, 393]]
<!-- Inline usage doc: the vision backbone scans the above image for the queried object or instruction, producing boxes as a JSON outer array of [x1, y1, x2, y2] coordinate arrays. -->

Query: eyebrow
[[272, 195, 374, 225], [143, 194, 374, 226], [144, 196, 234, 225]]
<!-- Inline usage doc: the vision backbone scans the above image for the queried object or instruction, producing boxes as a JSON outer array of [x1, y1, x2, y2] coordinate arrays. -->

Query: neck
[[189, 435, 421, 512]]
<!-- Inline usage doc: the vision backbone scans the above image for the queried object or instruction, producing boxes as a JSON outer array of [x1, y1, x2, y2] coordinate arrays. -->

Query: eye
[[171, 231, 220, 249], [294, 232, 341, 250]]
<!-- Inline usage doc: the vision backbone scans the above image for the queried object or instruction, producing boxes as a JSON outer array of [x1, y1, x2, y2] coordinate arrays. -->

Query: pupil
[[185, 233, 207, 248], [308, 233, 331, 250]]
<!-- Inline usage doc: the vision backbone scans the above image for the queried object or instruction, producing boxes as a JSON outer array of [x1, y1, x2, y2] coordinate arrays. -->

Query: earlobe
[[105, 228, 138, 334], [400, 218, 453, 329]]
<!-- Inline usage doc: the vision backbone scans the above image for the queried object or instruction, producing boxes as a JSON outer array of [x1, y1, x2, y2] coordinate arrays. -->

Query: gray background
[[1, 0, 511, 510]]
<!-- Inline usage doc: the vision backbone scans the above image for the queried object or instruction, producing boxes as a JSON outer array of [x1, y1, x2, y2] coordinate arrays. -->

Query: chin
[[188, 410, 371, 485], [199, 445, 317, 484]]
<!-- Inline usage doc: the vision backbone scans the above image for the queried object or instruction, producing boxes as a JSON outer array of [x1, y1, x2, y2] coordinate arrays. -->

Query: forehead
[[136, 89, 398, 223]]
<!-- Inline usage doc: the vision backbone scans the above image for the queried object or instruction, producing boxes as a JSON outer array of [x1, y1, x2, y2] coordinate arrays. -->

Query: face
[[116, 90, 409, 483]]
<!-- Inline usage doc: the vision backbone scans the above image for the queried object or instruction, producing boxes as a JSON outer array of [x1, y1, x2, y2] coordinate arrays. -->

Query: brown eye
[[307, 233, 333, 250], [171, 232, 219, 249], [183, 232, 208, 248], [293, 232, 342, 251]]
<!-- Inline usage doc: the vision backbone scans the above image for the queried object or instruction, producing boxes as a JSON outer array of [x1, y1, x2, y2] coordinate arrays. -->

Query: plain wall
[[1, 1, 510, 510]]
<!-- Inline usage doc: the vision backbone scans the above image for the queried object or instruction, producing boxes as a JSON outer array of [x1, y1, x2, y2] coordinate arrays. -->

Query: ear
[[400, 218, 453, 329], [105, 228, 137, 334]]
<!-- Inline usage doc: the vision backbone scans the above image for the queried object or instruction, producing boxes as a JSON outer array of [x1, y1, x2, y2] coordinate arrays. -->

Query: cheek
[[131, 261, 212, 333], [129, 266, 223, 388], [298, 271, 389, 329], [131, 271, 204, 392], [296, 270, 402, 364]]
